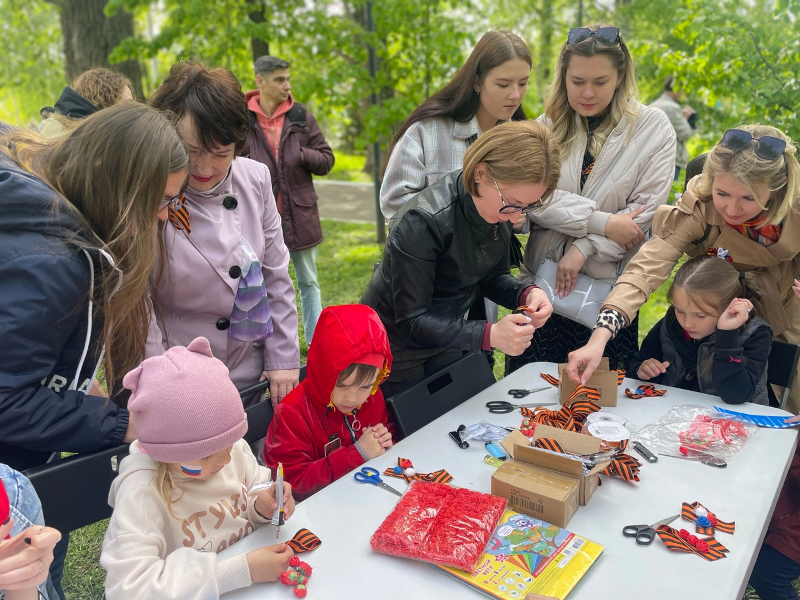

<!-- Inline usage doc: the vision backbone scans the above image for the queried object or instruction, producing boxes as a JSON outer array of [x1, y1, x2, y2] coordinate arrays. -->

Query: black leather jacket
[[361, 170, 528, 353]]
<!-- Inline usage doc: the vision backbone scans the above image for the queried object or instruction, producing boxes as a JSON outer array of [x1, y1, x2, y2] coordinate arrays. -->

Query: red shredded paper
[[370, 482, 507, 572]]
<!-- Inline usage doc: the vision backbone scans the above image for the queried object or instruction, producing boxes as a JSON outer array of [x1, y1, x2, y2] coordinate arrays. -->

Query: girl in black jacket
[[628, 251, 772, 404]]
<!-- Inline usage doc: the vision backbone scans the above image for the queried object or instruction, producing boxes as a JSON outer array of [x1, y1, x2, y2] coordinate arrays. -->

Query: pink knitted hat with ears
[[123, 337, 247, 462]]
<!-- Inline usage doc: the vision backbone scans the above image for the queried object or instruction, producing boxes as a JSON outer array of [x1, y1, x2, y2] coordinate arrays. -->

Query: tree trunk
[[537, 0, 554, 101], [248, 0, 270, 63], [59, 0, 143, 98]]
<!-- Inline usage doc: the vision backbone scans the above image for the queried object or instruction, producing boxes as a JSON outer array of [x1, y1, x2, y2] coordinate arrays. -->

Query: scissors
[[507, 387, 551, 399], [353, 467, 402, 496], [486, 399, 557, 414], [622, 514, 680, 546]]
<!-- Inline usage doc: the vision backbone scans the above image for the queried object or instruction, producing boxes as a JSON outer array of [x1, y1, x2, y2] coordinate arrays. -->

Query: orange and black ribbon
[[568, 384, 601, 404], [540, 371, 625, 388], [540, 373, 560, 387], [287, 528, 322, 553], [167, 202, 191, 234], [533, 438, 566, 453], [625, 384, 667, 399], [600, 453, 641, 482], [382, 457, 453, 484], [521, 399, 599, 433], [682, 502, 735, 536], [656, 525, 729, 561]]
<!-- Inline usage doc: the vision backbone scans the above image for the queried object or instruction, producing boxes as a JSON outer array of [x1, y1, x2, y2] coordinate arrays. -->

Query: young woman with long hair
[[508, 24, 676, 374]]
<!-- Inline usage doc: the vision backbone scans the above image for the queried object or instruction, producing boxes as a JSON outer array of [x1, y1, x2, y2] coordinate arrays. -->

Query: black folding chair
[[767, 340, 800, 410], [242, 364, 307, 444], [683, 153, 707, 192], [23, 443, 130, 534], [385, 352, 496, 438]]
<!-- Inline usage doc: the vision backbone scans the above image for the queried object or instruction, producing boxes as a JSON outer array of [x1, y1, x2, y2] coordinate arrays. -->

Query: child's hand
[[246, 543, 294, 583], [255, 482, 296, 521], [793, 279, 800, 301], [358, 426, 387, 460], [717, 298, 753, 330], [637, 359, 670, 381], [370, 423, 393, 449]]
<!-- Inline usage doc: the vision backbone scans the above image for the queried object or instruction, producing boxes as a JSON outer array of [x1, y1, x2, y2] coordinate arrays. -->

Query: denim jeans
[[0, 464, 58, 600], [749, 543, 800, 600], [290, 246, 322, 343]]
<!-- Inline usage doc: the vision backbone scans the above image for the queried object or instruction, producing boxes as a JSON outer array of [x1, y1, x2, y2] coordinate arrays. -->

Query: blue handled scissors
[[353, 467, 402, 496], [622, 514, 681, 546]]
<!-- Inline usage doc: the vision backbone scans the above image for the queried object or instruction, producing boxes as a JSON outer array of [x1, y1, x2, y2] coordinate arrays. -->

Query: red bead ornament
[[400, 459, 412, 469], [370, 482, 507, 571], [687, 535, 699, 547], [695, 540, 710, 553], [679, 446, 689, 456], [280, 555, 313, 597], [679, 529, 690, 540]]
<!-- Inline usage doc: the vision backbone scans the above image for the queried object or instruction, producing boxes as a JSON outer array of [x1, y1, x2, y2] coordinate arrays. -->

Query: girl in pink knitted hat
[[100, 337, 295, 600]]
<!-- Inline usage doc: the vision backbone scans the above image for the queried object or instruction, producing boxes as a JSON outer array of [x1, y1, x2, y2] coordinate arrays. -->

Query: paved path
[[315, 179, 381, 223]]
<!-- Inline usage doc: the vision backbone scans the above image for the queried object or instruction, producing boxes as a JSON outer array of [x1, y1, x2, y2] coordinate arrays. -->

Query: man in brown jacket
[[244, 56, 335, 342]]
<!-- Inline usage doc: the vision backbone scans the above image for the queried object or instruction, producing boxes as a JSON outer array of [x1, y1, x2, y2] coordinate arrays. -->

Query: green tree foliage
[[0, 0, 64, 125], [623, 0, 800, 146]]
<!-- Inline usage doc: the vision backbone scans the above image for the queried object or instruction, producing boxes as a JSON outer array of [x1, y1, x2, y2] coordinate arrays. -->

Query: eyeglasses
[[567, 27, 621, 46], [159, 177, 189, 212], [494, 179, 542, 214], [720, 129, 787, 162]]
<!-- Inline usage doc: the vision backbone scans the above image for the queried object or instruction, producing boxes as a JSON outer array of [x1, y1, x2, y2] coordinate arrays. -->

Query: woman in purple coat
[[148, 62, 300, 407]]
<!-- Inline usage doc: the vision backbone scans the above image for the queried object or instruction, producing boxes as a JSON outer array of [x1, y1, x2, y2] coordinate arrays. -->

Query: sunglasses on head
[[720, 129, 786, 162], [567, 27, 620, 46]]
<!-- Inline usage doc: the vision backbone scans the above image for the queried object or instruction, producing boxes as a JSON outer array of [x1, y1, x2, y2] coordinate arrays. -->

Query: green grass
[[320, 152, 371, 182]]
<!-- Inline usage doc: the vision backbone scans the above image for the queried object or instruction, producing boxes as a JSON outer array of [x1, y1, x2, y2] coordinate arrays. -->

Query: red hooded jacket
[[264, 305, 394, 500]]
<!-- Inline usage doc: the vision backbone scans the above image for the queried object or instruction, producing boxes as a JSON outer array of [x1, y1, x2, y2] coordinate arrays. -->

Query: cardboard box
[[557, 357, 618, 407], [491, 460, 579, 528], [492, 427, 611, 527]]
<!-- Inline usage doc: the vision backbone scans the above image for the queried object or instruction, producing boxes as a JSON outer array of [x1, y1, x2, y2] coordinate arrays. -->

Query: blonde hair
[[462, 120, 561, 209], [154, 463, 185, 519], [73, 68, 134, 109], [1, 104, 189, 400], [694, 124, 800, 226], [544, 23, 639, 159]]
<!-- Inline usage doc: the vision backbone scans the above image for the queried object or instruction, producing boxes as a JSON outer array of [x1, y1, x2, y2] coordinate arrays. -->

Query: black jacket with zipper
[[361, 170, 528, 353], [0, 153, 130, 471]]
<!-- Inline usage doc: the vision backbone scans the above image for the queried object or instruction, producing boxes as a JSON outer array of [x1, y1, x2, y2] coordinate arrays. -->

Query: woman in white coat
[[507, 24, 676, 374]]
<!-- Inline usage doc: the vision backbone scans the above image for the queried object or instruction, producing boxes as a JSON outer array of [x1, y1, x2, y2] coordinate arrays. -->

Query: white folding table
[[220, 362, 798, 600]]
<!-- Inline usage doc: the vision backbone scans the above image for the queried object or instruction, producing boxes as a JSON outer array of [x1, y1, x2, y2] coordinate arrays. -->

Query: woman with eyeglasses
[[148, 63, 300, 408], [567, 124, 800, 409], [507, 24, 677, 376], [361, 121, 559, 398]]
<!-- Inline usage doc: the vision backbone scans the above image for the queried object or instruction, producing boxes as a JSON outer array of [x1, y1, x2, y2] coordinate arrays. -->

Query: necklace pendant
[[493, 224, 498, 240]]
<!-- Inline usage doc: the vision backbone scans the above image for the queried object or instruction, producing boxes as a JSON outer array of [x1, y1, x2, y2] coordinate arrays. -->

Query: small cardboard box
[[491, 456, 579, 528], [557, 356, 618, 407], [494, 426, 610, 521]]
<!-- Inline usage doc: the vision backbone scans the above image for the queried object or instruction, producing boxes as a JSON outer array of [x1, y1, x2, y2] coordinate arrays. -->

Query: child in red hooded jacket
[[264, 305, 394, 500]]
